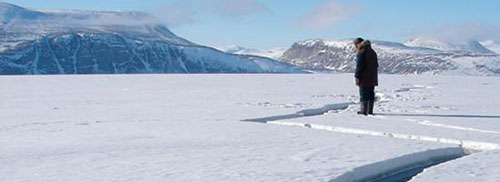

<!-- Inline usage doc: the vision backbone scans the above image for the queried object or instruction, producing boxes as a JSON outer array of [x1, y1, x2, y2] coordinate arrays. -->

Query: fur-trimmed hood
[[361, 40, 372, 48]]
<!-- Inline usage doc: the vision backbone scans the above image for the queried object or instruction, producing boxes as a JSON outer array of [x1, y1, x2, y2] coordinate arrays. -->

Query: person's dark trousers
[[359, 87, 375, 115], [357, 101, 368, 115]]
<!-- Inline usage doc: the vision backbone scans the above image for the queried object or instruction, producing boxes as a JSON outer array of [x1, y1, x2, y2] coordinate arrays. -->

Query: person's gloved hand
[[354, 78, 360, 86]]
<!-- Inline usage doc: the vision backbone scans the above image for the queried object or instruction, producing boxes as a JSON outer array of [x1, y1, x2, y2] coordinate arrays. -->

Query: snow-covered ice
[[1, 74, 499, 181], [411, 149, 500, 182]]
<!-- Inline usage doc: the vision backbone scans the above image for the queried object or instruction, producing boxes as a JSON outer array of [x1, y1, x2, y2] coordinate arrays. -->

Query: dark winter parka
[[355, 40, 379, 87]]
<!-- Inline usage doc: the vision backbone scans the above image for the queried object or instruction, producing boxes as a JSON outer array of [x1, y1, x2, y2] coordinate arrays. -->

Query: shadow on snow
[[378, 113, 500, 119]]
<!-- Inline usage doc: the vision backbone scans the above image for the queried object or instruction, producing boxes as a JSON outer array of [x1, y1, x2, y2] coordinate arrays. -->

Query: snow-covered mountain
[[481, 40, 500, 55], [217, 45, 287, 59], [404, 38, 497, 55], [0, 2, 304, 74], [279, 39, 500, 75]]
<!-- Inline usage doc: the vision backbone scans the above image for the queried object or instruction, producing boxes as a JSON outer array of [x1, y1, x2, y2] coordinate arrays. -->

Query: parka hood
[[361, 40, 372, 48]]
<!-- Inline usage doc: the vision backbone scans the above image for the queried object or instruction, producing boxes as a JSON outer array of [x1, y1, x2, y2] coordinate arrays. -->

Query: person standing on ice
[[353, 38, 378, 115]]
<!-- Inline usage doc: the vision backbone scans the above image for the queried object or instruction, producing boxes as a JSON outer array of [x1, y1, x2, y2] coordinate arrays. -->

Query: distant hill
[[0, 2, 304, 75]]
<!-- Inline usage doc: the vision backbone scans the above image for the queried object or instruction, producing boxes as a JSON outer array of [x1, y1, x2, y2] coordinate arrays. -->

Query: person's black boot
[[357, 102, 368, 115], [368, 101, 375, 115]]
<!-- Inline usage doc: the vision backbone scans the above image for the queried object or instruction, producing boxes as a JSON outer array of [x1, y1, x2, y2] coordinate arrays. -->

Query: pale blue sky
[[2, 0, 500, 49]]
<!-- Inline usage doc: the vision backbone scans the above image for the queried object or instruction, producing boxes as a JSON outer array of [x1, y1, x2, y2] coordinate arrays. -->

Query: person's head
[[353, 37, 364, 51]]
